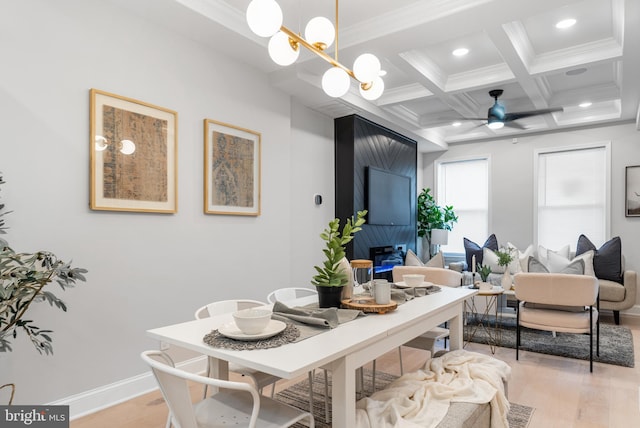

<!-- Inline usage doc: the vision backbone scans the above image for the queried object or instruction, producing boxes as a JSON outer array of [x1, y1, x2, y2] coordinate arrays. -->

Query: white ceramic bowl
[[403, 274, 425, 287], [232, 308, 272, 335]]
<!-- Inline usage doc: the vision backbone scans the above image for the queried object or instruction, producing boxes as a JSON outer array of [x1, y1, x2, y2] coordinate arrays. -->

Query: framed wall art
[[204, 119, 261, 216], [90, 89, 177, 213], [625, 165, 640, 217]]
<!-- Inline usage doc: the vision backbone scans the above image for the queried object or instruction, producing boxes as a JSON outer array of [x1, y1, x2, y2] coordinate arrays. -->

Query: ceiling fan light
[[268, 31, 299, 66], [579, 101, 592, 108], [452, 122, 462, 127], [359, 76, 384, 101], [487, 121, 504, 130], [353, 53, 381, 83], [305, 16, 335, 50], [322, 67, 350, 97], [246, 0, 283, 38]]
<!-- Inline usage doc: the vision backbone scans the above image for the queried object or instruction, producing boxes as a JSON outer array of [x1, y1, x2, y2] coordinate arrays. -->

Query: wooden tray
[[341, 297, 398, 314]]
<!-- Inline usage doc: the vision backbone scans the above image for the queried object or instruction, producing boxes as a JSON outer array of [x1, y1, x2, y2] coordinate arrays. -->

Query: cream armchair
[[514, 272, 600, 372]]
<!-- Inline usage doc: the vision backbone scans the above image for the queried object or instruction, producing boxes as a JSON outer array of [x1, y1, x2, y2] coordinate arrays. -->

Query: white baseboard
[[49, 356, 207, 420], [621, 304, 640, 318]]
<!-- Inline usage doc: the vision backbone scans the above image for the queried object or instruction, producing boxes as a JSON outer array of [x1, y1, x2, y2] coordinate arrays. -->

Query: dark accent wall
[[335, 115, 417, 260]]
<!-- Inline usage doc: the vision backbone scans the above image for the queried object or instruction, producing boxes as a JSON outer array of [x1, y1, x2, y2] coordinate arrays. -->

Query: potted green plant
[[0, 173, 87, 356], [417, 188, 458, 258], [478, 264, 492, 282], [312, 210, 367, 307]]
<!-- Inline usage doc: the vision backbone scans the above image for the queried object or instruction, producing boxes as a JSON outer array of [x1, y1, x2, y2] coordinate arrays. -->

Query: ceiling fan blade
[[503, 121, 527, 130], [504, 107, 563, 121]]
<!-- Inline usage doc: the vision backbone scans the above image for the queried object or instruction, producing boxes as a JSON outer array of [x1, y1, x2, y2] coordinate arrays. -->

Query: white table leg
[[207, 356, 229, 394], [448, 304, 464, 350], [330, 355, 357, 428]]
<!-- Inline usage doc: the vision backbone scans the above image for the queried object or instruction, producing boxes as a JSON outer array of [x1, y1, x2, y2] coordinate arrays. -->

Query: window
[[535, 143, 610, 251], [436, 158, 490, 254]]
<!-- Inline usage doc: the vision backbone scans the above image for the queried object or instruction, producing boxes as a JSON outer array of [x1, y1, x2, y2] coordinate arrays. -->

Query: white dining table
[[146, 286, 477, 428]]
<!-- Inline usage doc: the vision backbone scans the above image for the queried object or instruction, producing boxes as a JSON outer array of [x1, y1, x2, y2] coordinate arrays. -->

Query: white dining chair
[[266, 287, 331, 422], [194, 299, 281, 398], [141, 350, 314, 428], [266, 287, 318, 304]]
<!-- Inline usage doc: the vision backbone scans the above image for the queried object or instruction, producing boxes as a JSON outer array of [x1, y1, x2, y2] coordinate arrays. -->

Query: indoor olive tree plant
[[0, 173, 87, 355], [416, 188, 458, 257]]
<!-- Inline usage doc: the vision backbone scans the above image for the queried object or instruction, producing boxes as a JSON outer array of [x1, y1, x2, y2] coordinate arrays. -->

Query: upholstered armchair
[[599, 270, 637, 324], [514, 272, 599, 372]]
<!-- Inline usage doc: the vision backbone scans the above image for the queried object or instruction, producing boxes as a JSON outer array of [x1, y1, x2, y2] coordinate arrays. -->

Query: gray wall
[[421, 122, 640, 310], [1, 0, 335, 408]]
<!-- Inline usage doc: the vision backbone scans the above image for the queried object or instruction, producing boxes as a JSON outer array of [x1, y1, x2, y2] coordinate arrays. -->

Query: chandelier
[[246, 0, 385, 100]]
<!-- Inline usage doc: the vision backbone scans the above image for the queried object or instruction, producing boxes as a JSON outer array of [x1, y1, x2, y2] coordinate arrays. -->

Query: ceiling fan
[[456, 89, 563, 130]]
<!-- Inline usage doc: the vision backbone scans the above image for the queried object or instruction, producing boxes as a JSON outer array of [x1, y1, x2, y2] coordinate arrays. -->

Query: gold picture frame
[[625, 165, 640, 217], [204, 119, 261, 216], [90, 89, 178, 213]]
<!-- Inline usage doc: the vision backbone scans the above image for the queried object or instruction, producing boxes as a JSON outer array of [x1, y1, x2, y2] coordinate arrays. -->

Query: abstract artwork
[[204, 119, 261, 216], [625, 165, 640, 217], [90, 89, 177, 213]]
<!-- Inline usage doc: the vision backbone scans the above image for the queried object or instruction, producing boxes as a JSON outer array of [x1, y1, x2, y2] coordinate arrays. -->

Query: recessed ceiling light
[[452, 48, 469, 57], [579, 102, 592, 108], [556, 18, 576, 29], [452, 122, 462, 127]]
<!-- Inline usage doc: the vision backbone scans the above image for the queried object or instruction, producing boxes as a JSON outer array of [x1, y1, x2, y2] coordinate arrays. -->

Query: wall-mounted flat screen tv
[[366, 166, 411, 226]]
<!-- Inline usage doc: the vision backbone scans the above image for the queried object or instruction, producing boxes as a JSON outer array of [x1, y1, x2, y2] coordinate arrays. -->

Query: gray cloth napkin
[[272, 301, 363, 328]]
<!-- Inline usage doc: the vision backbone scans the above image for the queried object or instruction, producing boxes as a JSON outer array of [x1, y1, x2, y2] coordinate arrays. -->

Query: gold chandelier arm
[[279, 25, 356, 80]]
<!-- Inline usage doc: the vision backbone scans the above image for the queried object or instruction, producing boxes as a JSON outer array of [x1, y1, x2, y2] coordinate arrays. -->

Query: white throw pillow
[[537, 244, 570, 267], [425, 251, 445, 268], [507, 242, 534, 273], [482, 247, 519, 274], [547, 250, 595, 277], [404, 249, 423, 266]]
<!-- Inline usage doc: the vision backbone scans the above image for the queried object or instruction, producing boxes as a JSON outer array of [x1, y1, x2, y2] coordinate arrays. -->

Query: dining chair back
[[141, 350, 314, 428], [194, 299, 280, 399], [266, 287, 317, 304], [194, 299, 266, 320], [392, 266, 463, 287]]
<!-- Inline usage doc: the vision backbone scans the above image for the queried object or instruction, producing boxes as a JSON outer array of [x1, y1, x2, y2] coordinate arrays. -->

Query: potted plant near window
[[1, 173, 87, 401], [312, 210, 367, 307], [417, 188, 458, 259]]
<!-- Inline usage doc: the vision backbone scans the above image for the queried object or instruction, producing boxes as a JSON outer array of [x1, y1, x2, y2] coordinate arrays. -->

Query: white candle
[[472, 255, 476, 273]]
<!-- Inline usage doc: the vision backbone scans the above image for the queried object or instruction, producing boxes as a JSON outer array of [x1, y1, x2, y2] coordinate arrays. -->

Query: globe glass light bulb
[[95, 135, 108, 151], [359, 76, 384, 100], [322, 67, 350, 97], [353, 53, 381, 83], [268, 31, 299, 66], [119, 139, 136, 155], [246, 0, 283, 38], [305, 16, 335, 50]]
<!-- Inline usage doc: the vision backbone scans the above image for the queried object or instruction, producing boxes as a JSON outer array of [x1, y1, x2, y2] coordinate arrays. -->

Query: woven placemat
[[203, 323, 300, 350]]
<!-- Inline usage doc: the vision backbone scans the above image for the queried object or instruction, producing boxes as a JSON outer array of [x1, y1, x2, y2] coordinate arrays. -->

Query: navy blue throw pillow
[[575, 234, 622, 283], [463, 234, 498, 271]]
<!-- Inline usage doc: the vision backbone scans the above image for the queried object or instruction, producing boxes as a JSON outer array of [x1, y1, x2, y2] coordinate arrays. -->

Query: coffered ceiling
[[110, 0, 640, 152]]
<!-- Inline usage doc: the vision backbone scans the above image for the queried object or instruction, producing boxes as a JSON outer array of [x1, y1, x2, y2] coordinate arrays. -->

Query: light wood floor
[[71, 313, 640, 428]]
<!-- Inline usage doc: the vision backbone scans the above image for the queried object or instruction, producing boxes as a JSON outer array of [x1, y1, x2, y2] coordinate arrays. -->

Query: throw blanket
[[355, 350, 511, 428]]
